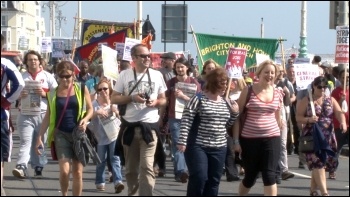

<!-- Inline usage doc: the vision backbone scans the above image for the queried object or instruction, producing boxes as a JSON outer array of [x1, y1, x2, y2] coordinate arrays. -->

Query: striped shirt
[[241, 88, 283, 138], [178, 93, 239, 147]]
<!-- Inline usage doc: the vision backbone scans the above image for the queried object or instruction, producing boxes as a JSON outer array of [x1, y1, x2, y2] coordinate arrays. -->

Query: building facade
[[1, 1, 46, 52]]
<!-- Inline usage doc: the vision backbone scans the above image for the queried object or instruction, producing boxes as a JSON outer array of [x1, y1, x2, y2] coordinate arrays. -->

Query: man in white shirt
[[111, 44, 167, 196], [12, 50, 57, 179]]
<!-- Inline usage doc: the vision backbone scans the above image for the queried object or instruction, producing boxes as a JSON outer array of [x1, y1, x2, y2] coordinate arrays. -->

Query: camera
[[139, 92, 151, 104]]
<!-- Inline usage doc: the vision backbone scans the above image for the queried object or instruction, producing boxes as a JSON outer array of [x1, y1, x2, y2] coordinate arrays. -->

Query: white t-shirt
[[113, 68, 167, 123], [21, 69, 58, 113]]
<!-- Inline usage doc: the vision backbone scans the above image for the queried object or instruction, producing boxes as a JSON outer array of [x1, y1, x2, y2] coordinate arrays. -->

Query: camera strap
[[132, 68, 152, 94], [129, 68, 148, 96]]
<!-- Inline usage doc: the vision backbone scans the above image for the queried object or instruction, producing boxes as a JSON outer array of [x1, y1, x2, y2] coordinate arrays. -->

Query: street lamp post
[[298, 1, 308, 58], [57, 10, 67, 37]]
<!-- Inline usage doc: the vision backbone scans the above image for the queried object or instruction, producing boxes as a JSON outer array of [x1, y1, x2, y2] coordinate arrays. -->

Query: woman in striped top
[[177, 67, 239, 196], [232, 60, 283, 196]]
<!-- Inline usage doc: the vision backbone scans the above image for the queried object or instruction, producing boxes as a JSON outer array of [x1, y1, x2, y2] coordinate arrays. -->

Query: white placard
[[20, 81, 42, 115], [122, 38, 141, 61], [102, 45, 119, 81], [41, 37, 52, 53], [294, 64, 319, 90], [256, 53, 270, 66]]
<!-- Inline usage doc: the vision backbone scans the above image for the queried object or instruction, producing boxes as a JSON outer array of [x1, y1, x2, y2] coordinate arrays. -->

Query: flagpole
[[190, 25, 204, 66]]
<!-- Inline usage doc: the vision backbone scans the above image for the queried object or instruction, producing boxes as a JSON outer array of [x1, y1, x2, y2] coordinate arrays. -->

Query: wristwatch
[[233, 139, 240, 145]]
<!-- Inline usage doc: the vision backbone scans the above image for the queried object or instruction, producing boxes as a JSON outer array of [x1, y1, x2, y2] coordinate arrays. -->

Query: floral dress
[[302, 96, 338, 171]]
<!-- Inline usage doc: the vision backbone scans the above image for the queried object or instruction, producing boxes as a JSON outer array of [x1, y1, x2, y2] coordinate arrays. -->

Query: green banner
[[195, 33, 279, 72]]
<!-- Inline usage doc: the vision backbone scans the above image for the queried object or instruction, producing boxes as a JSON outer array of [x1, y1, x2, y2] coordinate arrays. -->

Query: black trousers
[[225, 137, 239, 177]]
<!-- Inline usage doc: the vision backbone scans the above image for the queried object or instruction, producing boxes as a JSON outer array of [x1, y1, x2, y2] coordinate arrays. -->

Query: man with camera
[[111, 44, 167, 196]]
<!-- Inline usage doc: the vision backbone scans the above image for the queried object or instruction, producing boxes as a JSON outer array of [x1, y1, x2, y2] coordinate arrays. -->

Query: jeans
[[1, 120, 11, 162], [278, 121, 288, 174], [16, 113, 47, 169], [169, 118, 187, 177], [95, 140, 123, 186], [333, 127, 349, 171], [185, 143, 226, 196]]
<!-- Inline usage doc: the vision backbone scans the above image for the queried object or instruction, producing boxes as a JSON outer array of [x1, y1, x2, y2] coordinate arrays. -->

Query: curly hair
[[205, 67, 228, 94]]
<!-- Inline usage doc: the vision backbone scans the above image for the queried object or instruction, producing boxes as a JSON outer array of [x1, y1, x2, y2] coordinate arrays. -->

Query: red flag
[[68, 58, 80, 75]]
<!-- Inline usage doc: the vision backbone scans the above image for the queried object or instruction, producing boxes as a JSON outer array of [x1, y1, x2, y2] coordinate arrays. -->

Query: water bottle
[[38, 145, 48, 165]]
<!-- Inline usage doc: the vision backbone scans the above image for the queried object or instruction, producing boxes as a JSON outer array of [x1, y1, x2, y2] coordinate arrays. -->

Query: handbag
[[298, 135, 314, 153], [118, 68, 149, 116], [298, 88, 317, 154], [51, 83, 74, 160]]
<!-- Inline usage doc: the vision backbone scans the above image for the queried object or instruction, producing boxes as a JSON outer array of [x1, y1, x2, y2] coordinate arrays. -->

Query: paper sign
[[122, 38, 141, 61], [255, 53, 270, 66], [224, 48, 247, 79], [334, 26, 349, 64], [102, 45, 119, 81], [41, 37, 52, 53], [294, 64, 319, 90]]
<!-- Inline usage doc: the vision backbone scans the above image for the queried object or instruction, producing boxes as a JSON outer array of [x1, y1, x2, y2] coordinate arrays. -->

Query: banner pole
[[225, 78, 232, 99], [190, 25, 204, 66], [279, 37, 286, 71]]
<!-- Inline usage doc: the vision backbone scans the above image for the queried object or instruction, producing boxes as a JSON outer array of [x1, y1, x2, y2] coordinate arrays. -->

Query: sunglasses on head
[[97, 87, 108, 92], [316, 85, 327, 89], [136, 54, 151, 59], [58, 74, 72, 79]]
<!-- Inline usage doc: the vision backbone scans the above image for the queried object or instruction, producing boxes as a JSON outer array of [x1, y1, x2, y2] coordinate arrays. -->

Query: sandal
[[329, 172, 336, 180], [310, 190, 319, 196]]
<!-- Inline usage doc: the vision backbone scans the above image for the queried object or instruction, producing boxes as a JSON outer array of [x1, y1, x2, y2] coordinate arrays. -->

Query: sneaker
[[96, 184, 105, 191], [12, 165, 26, 179], [227, 175, 240, 182], [281, 171, 294, 180], [115, 182, 124, 194], [298, 161, 305, 169], [34, 167, 43, 179]]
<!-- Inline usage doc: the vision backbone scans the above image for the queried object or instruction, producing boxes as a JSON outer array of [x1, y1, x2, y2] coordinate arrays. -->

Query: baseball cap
[[290, 54, 296, 58], [160, 52, 176, 60], [320, 61, 331, 68]]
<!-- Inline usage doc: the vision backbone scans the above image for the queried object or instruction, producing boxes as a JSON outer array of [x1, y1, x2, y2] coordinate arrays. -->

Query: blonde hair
[[235, 78, 247, 91], [255, 60, 279, 78]]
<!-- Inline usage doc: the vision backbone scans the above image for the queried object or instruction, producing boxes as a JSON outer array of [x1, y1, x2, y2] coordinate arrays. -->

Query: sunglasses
[[136, 54, 151, 59], [58, 75, 72, 79], [316, 85, 327, 89], [97, 87, 109, 92]]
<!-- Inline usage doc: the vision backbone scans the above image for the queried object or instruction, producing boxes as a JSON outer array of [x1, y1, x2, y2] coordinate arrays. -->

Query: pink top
[[241, 88, 283, 138]]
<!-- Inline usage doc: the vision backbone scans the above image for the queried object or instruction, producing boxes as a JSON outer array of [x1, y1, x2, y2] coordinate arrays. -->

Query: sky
[[42, 1, 338, 57]]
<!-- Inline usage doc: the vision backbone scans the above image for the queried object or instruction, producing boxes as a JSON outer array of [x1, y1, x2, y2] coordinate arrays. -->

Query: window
[[37, 37, 39, 45], [36, 9, 39, 16], [21, 17, 24, 28], [1, 15, 8, 26], [1, 1, 7, 8], [36, 21, 39, 30]]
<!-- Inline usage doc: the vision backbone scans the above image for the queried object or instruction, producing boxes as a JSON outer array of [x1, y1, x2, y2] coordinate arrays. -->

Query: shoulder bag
[[298, 89, 316, 153]]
